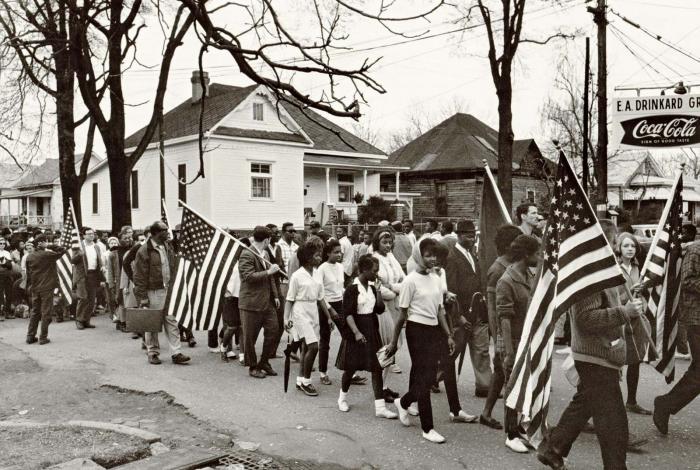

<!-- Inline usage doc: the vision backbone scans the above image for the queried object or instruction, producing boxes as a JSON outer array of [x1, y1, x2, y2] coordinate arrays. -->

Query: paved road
[[1, 314, 698, 470]]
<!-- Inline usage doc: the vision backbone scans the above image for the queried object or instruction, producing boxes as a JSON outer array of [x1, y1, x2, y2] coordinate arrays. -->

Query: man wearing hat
[[309, 221, 329, 243], [445, 219, 492, 396]]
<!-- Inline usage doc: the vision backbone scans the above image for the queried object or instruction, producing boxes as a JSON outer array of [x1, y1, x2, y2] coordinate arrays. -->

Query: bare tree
[[461, 0, 574, 212], [658, 149, 700, 180], [68, 1, 194, 231], [0, 0, 97, 224]]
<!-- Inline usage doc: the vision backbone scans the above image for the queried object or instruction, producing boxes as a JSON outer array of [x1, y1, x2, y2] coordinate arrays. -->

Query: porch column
[[395, 171, 400, 200], [363, 170, 368, 202], [325, 167, 332, 205]]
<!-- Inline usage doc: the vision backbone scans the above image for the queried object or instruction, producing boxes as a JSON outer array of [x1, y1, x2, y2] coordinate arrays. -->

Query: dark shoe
[[320, 375, 332, 385], [26, 336, 38, 344], [626, 403, 652, 415], [537, 447, 566, 470], [431, 384, 441, 394], [116, 322, 122, 331], [627, 433, 648, 450], [188, 338, 197, 348], [479, 415, 503, 430], [149, 355, 162, 365], [260, 363, 278, 376], [383, 388, 399, 403], [653, 396, 670, 435], [249, 368, 266, 379], [290, 353, 300, 362], [132, 333, 140, 339], [299, 382, 318, 396], [141, 343, 147, 350], [171, 353, 191, 365], [84, 323, 95, 329], [385, 388, 400, 398], [350, 375, 367, 385], [475, 389, 489, 398], [39, 338, 50, 345], [75, 321, 85, 330]]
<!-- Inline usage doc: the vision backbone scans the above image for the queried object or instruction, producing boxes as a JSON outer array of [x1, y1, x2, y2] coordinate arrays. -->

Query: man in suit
[[72, 227, 103, 329], [25, 234, 65, 344], [445, 219, 492, 396], [239, 225, 281, 378]]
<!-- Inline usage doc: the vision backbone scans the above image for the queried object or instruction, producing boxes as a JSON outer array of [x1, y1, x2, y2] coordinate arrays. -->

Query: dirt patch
[[0, 426, 150, 469]]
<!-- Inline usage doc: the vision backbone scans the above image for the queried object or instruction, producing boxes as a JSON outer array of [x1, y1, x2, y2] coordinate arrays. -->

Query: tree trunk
[[103, 134, 131, 232], [496, 75, 514, 213]]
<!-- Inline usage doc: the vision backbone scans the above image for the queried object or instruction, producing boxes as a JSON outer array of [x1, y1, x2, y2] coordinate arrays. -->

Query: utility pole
[[583, 37, 590, 196], [159, 115, 166, 202], [588, 0, 607, 216]]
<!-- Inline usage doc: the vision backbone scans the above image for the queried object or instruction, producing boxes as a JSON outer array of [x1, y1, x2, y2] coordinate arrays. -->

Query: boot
[[375, 399, 398, 419]]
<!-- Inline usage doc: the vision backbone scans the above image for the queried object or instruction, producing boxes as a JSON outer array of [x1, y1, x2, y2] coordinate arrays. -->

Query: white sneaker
[[394, 398, 411, 426], [505, 437, 529, 453], [422, 429, 446, 444], [238, 354, 245, 365], [407, 403, 419, 416], [390, 364, 402, 374], [375, 407, 398, 419], [338, 399, 349, 412], [208, 347, 219, 353], [225, 350, 237, 359], [554, 346, 571, 356], [449, 410, 478, 423]]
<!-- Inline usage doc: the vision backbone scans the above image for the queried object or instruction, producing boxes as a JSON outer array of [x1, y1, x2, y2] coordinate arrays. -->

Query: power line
[[609, 7, 700, 65], [609, 25, 669, 83]]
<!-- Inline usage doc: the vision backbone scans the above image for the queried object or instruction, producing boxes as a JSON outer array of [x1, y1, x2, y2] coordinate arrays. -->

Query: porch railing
[[0, 215, 54, 228]]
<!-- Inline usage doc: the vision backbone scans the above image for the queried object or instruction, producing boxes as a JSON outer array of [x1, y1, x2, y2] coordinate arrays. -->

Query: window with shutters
[[131, 170, 139, 209], [92, 183, 99, 214]]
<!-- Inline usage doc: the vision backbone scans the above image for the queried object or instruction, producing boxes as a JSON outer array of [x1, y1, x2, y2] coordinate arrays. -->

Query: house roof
[[124, 83, 385, 157], [12, 153, 103, 189], [0, 162, 26, 189], [386, 113, 536, 172], [213, 126, 308, 144]]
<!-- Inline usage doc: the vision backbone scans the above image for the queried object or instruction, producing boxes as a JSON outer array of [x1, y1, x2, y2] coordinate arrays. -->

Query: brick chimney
[[191, 70, 210, 102]]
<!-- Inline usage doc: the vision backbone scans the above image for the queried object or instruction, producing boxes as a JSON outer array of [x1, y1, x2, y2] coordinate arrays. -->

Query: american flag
[[56, 200, 81, 303], [505, 152, 626, 442], [166, 205, 242, 330], [640, 172, 683, 383], [161, 199, 174, 239]]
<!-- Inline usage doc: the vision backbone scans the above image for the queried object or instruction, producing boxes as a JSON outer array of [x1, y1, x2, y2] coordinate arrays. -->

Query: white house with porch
[[80, 72, 409, 231]]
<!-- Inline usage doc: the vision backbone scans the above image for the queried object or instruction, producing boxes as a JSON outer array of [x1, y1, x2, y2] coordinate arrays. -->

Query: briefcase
[[125, 308, 164, 333]]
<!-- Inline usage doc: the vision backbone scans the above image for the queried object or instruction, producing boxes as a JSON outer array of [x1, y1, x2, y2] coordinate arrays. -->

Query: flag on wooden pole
[[56, 199, 81, 303], [161, 199, 174, 239], [167, 202, 243, 331], [505, 150, 627, 443], [640, 171, 684, 383], [478, 160, 513, 287]]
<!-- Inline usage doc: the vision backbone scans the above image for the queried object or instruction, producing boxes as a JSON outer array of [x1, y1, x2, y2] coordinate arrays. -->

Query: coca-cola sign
[[620, 115, 700, 147], [613, 93, 700, 149]]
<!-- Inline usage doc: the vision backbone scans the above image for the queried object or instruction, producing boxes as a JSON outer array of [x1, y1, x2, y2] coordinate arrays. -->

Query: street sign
[[612, 94, 700, 149]]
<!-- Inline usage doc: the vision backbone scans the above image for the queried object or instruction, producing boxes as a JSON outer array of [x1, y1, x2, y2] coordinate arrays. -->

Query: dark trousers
[[76, 270, 99, 324], [657, 324, 700, 414], [503, 339, 521, 438], [400, 322, 442, 433], [318, 300, 340, 373], [485, 351, 505, 413], [438, 342, 462, 415], [27, 289, 53, 340], [273, 283, 288, 354], [547, 361, 628, 470], [240, 307, 279, 371], [0, 278, 12, 316], [220, 296, 241, 351]]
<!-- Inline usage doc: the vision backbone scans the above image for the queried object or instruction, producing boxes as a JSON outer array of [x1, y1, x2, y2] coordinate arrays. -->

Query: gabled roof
[[0, 162, 27, 189], [124, 82, 385, 157], [13, 153, 103, 189], [386, 113, 536, 172]]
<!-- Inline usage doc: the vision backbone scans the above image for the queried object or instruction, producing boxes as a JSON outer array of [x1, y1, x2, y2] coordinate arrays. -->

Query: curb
[[0, 419, 161, 444]]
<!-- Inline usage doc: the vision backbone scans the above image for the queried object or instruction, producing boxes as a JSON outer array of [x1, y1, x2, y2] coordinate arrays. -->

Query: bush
[[358, 195, 393, 224]]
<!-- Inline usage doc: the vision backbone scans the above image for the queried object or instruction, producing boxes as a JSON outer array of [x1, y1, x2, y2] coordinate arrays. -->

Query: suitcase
[[125, 308, 164, 333]]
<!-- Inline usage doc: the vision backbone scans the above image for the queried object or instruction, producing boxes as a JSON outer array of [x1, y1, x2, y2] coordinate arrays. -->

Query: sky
[[5, 0, 700, 166]]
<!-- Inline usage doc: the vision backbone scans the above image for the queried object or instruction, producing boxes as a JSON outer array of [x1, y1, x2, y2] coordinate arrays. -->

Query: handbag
[[125, 308, 164, 333]]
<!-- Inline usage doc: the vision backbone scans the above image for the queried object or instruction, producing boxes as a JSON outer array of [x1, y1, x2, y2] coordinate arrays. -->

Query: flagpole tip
[[482, 159, 488, 167], [552, 139, 561, 150]]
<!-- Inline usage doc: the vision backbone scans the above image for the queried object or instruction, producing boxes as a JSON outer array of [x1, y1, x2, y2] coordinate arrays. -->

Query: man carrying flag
[[504, 152, 643, 470]]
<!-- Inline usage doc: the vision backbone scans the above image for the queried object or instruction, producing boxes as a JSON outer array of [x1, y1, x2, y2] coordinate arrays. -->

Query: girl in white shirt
[[387, 238, 456, 444], [315, 240, 344, 385], [285, 242, 338, 397]]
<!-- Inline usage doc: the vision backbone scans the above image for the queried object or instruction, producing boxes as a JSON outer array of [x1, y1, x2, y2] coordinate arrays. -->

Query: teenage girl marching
[[315, 239, 344, 386], [284, 241, 338, 396], [336, 254, 398, 419]]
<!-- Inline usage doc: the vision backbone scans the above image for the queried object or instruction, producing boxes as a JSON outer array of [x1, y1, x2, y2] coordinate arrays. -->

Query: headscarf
[[408, 238, 428, 273]]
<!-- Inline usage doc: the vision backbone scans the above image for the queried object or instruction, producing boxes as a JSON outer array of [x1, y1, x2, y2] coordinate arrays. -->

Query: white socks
[[375, 399, 398, 419], [338, 391, 349, 412]]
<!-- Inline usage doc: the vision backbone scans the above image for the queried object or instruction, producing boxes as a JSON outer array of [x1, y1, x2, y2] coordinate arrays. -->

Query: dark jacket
[[342, 283, 385, 318], [266, 243, 284, 300], [133, 240, 177, 302], [571, 288, 628, 370], [238, 246, 279, 312], [486, 256, 511, 337], [496, 263, 533, 346], [26, 248, 65, 293], [122, 242, 141, 281], [445, 245, 482, 324]]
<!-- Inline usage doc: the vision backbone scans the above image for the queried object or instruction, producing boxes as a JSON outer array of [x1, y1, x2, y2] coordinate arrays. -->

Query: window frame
[[435, 181, 448, 216], [250, 161, 273, 200], [526, 188, 536, 204], [131, 170, 139, 209], [337, 172, 355, 203], [253, 102, 264, 121], [92, 182, 99, 215], [178, 164, 187, 206]]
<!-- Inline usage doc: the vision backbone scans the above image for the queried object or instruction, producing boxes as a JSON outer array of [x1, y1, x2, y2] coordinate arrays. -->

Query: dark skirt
[[335, 313, 382, 372]]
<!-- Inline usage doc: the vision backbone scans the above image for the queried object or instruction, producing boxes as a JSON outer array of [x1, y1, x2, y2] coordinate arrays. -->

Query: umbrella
[[283, 334, 301, 393]]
